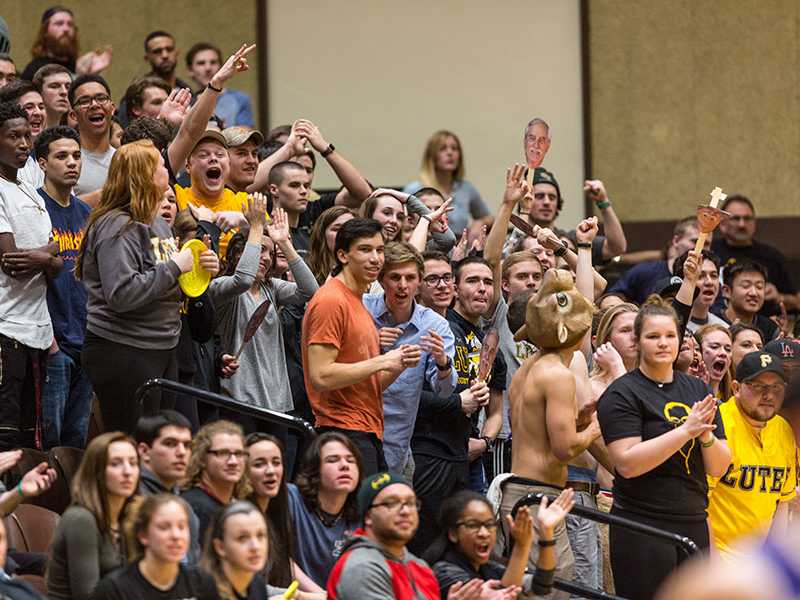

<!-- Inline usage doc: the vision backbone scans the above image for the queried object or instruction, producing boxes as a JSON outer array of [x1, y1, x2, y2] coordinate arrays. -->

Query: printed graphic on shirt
[[663, 401, 697, 474], [719, 464, 790, 493], [454, 330, 483, 386], [52, 227, 84, 257], [150, 236, 179, 263]]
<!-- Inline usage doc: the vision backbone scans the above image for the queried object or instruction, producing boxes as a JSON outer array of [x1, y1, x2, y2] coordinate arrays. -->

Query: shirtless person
[[498, 235, 600, 599]]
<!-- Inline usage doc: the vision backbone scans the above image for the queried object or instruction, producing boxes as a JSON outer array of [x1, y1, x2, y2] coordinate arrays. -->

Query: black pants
[[409, 454, 470, 556], [316, 427, 386, 477], [610, 506, 709, 600], [0, 334, 45, 450], [82, 332, 178, 434]]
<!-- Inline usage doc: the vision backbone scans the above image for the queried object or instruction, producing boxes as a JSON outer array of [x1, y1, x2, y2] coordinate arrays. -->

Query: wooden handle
[[694, 233, 708, 254]]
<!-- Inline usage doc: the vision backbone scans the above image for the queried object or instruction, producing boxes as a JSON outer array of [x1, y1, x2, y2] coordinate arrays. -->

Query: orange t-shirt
[[301, 277, 383, 437]]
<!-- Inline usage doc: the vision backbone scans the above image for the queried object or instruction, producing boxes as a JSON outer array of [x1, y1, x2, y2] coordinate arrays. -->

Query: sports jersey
[[708, 398, 797, 559], [174, 183, 249, 256]]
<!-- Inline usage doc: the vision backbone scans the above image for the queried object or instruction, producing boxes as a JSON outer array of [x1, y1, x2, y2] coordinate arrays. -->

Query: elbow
[[551, 445, 574, 464], [309, 372, 333, 393], [612, 457, 638, 479]]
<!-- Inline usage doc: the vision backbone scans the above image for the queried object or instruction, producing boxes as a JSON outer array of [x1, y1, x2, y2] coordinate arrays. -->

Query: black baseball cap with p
[[736, 351, 787, 383], [357, 471, 410, 523]]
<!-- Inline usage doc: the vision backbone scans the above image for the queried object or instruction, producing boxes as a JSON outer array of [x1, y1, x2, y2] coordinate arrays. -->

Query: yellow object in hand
[[283, 581, 299, 599]]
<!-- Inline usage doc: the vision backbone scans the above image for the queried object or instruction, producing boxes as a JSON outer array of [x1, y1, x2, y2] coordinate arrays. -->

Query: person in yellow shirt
[[707, 350, 795, 560]]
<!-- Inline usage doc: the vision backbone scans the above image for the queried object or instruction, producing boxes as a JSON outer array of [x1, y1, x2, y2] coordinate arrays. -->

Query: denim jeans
[[566, 491, 603, 600], [41, 350, 92, 449]]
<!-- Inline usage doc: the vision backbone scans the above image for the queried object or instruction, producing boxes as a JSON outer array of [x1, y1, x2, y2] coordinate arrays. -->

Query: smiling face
[[247, 440, 284, 500], [732, 330, 763, 369], [141, 500, 190, 564], [0, 117, 33, 172], [228, 140, 260, 192], [727, 270, 765, 317], [381, 261, 421, 316], [420, 258, 454, 312], [530, 182, 559, 224], [701, 329, 733, 385], [337, 232, 385, 285], [204, 432, 245, 486], [18, 91, 46, 139], [105, 441, 139, 500], [370, 196, 405, 242], [40, 73, 72, 118], [187, 140, 230, 198], [38, 137, 81, 188], [365, 483, 419, 544], [215, 511, 268, 575], [449, 500, 496, 568], [71, 81, 114, 138], [524, 122, 551, 168], [319, 440, 359, 495]]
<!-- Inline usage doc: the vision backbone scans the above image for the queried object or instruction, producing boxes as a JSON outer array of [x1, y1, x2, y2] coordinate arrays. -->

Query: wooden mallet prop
[[694, 187, 730, 253], [234, 297, 272, 358], [509, 214, 568, 253]]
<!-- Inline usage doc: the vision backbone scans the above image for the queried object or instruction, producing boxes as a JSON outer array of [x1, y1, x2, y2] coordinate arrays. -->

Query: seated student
[[245, 434, 325, 598], [47, 432, 140, 600], [135, 411, 201, 565], [429, 489, 576, 598], [289, 432, 362, 588], [182, 420, 248, 543], [0, 516, 47, 600], [202, 501, 269, 600], [91, 494, 218, 600], [729, 323, 764, 372], [328, 471, 496, 600]]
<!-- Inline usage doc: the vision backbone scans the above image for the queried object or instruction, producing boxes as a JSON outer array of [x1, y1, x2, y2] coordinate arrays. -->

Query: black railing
[[510, 492, 698, 600], [134, 378, 316, 439]]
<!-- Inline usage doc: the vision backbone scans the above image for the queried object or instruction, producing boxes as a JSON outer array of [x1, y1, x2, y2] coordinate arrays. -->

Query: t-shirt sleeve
[[305, 295, 347, 350], [598, 383, 643, 444], [489, 351, 507, 392], [0, 190, 13, 234], [467, 183, 490, 219]]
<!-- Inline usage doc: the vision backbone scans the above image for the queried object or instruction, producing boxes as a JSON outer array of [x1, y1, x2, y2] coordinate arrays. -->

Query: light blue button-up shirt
[[363, 292, 457, 472]]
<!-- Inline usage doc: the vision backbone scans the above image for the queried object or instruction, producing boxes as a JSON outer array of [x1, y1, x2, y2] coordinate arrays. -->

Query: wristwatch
[[436, 357, 452, 371], [321, 143, 335, 158]]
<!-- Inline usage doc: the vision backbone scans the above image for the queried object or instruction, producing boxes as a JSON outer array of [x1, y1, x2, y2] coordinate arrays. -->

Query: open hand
[[243, 192, 268, 230], [19, 462, 57, 499], [428, 197, 454, 233], [159, 87, 192, 127], [506, 505, 534, 548], [537, 488, 575, 534], [187, 202, 215, 224], [420, 330, 448, 367], [265, 207, 291, 245], [293, 119, 328, 153]]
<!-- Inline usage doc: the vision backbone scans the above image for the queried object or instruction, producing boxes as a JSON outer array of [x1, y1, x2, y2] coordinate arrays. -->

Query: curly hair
[[295, 432, 363, 524], [0, 101, 28, 129], [121, 116, 175, 152], [184, 420, 250, 498]]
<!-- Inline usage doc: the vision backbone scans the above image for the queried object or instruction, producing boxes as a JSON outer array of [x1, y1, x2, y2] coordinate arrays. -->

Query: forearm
[[311, 354, 388, 392], [408, 217, 431, 252], [770, 502, 790, 537], [276, 239, 299, 262], [0, 487, 22, 516], [282, 257, 319, 303], [485, 202, 514, 267], [171, 85, 221, 172], [587, 437, 614, 473], [208, 242, 259, 302], [599, 206, 627, 257], [379, 364, 405, 391], [248, 143, 294, 193], [700, 437, 731, 478], [562, 247, 606, 297], [502, 539, 534, 587], [480, 405, 502, 440], [676, 276, 699, 307], [614, 428, 693, 478], [535, 529, 557, 571], [326, 151, 371, 203], [576, 247, 593, 302]]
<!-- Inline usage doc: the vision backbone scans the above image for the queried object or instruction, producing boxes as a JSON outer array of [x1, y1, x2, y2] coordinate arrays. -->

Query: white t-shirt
[[17, 155, 44, 190], [74, 146, 115, 196], [0, 178, 54, 349]]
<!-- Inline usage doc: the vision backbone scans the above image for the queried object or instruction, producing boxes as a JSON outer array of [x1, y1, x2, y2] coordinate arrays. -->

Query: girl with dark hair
[[202, 501, 269, 600], [288, 431, 363, 588], [428, 489, 575, 598], [307, 206, 354, 286], [46, 432, 140, 600], [92, 494, 218, 599], [597, 299, 732, 600], [245, 433, 324, 597], [729, 323, 764, 371]]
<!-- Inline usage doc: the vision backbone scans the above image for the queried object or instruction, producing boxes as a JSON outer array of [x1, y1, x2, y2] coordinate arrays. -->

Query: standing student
[[0, 102, 62, 450], [76, 140, 201, 433], [302, 218, 421, 475], [202, 501, 269, 600], [34, 125, 92, 449], [46, 432, 140, 600], [696, 324, 734, 401], [91, 494, 218, 599], [597, 300, 732, 600], [32, 63, 72, 129]]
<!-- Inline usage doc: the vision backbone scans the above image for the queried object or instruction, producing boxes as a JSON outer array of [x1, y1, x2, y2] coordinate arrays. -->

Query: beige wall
[[5, 1, 259, 122], [589, 0, 800, 221], [267, 0, 586, 228]]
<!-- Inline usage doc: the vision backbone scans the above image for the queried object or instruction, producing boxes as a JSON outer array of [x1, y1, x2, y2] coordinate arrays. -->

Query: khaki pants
[[499, 480, 575, 600]]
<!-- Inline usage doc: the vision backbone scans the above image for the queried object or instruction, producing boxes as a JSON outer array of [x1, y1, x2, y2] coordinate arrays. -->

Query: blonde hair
[[695, 324, 734, 399], [419, 130, 465, 189], [501, 250, 543, 282], [307, 206, 354, 285], [76, 140, 164, 278], [124, 494, 190, 561], [591, 302, 639, 375], [184, 420, 250, 498]]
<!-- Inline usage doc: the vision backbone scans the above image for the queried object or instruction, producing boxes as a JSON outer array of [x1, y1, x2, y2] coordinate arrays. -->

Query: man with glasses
[[712, 195, 799, 314], [707, 350, 794, 560], [328, 471, 484, 600], [68, 74, 115, 202]]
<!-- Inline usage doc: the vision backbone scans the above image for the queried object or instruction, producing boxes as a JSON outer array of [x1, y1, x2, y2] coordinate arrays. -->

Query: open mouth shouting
[[709, 359, 728, 379], [205, 166, 223, 189]]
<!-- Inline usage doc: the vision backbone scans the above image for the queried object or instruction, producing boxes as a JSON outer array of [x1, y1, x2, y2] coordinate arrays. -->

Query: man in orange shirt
[[302, 218, 421, 475]]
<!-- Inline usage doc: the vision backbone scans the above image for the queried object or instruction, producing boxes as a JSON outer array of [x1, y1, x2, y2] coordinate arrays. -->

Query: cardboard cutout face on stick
[[513, 269, 594, 349]]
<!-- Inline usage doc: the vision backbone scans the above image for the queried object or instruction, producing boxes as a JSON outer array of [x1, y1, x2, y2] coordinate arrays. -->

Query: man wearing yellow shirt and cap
[[707, 350, 796, 560]]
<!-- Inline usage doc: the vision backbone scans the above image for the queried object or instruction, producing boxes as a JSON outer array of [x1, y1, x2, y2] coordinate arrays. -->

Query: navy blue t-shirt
[[39, 189, 90, 360]]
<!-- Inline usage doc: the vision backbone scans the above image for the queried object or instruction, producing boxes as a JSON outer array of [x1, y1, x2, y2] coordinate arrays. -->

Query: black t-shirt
[[232, 574, 268, 600], [21, 56, 76, 80], [90, 562, 218, 600], [597, 369, 725, 521], [411, 308, 507, 462], [181, 486, 225, 544]]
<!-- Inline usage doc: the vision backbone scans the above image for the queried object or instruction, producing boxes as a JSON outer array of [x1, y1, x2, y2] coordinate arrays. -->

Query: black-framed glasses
[[207, 448, 248, 460], [73, 93, 112, 108], [423, 273, 453, 286], [370, 498, 421, 512], [744, 381, 786, 397], [456, 519, 499, 533]]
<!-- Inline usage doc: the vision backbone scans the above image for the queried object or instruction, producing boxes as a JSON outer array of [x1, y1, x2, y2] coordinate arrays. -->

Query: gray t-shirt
[[74, 146, 115, 195], [0, 178, 53, 349], [686, 311, 728, 333]]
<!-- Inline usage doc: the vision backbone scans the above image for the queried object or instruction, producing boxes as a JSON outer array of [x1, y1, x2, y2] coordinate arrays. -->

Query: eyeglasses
[[423, 273, 453, 286], [370, 498, 422, 512], [729, 215, 754, 223], [73, 93, 112, 108], [744, 381, 786, 397], [456, 519, 499, 533], [207, 448, 248, 460]]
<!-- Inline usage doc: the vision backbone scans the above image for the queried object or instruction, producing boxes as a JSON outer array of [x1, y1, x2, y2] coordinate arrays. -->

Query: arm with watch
[[537, 226, 607, 296], [584, 179, 627, 259]]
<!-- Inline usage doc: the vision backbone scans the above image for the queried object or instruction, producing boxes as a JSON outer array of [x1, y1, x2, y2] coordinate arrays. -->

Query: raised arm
[[247, 121, 306, 193], [408, 197, 453, 253], [485, 164, 528, 269], [169, 43, 256, 173], [584, 179, 627, 258]]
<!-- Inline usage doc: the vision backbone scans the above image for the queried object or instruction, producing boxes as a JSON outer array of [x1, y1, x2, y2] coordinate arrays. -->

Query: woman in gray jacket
[[76, 140, 218, 433]]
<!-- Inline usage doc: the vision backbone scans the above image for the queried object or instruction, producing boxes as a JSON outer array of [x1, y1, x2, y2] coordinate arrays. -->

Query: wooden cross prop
[[693, 187, 730, 253]]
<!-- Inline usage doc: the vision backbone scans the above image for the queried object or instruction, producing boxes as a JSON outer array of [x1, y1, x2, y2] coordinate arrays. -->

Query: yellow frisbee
[[178, 239, 211, 297]]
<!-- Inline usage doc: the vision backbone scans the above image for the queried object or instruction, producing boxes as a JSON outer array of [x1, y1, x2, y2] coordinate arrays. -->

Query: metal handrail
[[134, 378, 317, 439], [509, 492, 698, 600]]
